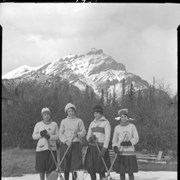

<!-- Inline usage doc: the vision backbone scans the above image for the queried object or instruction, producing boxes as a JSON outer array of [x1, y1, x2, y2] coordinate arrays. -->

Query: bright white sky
[[0, 3, 179, 95]]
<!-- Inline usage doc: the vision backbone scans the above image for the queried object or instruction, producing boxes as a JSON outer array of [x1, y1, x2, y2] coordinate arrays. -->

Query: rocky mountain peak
[[87, 48, 103, 55], [2, 48, 150, 100]]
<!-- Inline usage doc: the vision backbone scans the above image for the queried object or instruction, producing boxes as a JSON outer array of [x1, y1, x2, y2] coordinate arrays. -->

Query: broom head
[[102, 176, 116, 180], [47, 171, 58, 180]]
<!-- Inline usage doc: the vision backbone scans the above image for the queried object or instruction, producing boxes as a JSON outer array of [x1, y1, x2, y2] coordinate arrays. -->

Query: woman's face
[[42, 112, 51, 122], [67, 108, 76, 118], [120, 114, 128, 123], [94, 111, 102, 119]]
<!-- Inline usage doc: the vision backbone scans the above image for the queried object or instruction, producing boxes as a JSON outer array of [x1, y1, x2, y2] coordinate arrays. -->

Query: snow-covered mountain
[[2, 48, 149, 99]]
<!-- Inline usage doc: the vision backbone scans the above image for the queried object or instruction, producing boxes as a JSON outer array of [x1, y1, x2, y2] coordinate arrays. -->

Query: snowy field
[[2, 171, 177, 180]]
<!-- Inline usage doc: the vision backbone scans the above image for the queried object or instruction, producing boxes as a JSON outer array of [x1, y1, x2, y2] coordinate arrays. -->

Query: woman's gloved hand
[[40, 129, 47, 137], [113, 146, 119, 154], [89, 134, 97, 143], [120, 141, 132, 146]]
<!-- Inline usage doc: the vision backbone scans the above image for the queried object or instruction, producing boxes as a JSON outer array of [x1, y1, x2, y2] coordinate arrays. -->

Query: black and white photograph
[[1, 3, 178, 180]]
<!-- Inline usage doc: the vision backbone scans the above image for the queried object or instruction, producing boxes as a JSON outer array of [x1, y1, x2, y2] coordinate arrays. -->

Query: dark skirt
[[84, 144, 111, 174], [35, 150, 57, 174], [59, 142, 83, 172], [113, 155, 138, 174]]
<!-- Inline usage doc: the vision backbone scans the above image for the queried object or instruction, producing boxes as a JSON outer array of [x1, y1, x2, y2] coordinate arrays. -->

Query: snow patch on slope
[[2, 65, 42, 79]]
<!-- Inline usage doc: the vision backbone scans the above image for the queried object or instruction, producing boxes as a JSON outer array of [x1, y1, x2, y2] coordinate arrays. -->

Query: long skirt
[[59, 142, 83, 172], [113, 155, 138, 174], [35, 150, 57, 174], [84, 144, 111, 174]]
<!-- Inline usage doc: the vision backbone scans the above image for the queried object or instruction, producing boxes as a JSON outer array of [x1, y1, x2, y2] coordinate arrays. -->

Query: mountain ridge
[[2, 48, 150, 100]]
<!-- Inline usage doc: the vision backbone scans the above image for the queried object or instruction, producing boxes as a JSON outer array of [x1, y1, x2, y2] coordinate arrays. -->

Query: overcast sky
[[0, 3, 179, 95]]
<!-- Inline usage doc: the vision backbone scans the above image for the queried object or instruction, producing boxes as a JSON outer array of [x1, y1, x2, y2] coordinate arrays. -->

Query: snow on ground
[[1, 171, 177, 180]]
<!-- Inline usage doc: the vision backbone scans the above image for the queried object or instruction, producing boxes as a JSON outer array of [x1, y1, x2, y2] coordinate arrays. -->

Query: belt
[[88, 142, 104, 147]]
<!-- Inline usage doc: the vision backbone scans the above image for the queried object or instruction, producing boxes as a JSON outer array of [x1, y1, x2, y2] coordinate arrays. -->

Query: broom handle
[[119, 133, 127, 152], [95, 141, 109, 172], [106, 134, 127, 177], [48, 138, 74, 171], [57, 144, 71, 168], [48, 140, 58, 169], [106, 153, 118, 178], [56, 137, 75, 171], [83, 145, 88, 166]]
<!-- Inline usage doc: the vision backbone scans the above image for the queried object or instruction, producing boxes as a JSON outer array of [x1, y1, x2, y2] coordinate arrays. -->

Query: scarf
[[120, 120, 130, 127]]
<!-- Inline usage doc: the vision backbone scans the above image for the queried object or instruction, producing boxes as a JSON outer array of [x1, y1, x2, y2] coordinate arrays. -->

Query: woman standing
[[112, 108, 139, 180], [84, 105, 111, 180], [59, 103, 86, 180], [32, 107, 59, 180]]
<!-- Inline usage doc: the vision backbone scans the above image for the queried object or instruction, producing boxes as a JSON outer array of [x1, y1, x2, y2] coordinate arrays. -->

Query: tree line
[[2, 78, 177, 157]]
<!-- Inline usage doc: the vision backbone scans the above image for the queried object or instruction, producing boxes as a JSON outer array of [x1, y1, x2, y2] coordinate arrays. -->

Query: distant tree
[[125, 83, 135, 112], [1, 77, 177, 156], [100, 88, 104, 105], [111, 85, 116, 107], [121, 78, 126, 106], [135, 89, 144, 123]]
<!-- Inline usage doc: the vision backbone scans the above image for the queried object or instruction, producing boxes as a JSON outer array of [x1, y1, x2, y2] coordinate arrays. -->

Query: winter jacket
[[32, 121, 59, 151], [59, 117, 86, 143], [112, 123, 139, 155], [86, 116, 111, 149]]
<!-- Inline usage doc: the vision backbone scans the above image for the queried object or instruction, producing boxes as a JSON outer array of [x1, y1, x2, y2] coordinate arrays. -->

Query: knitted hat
[[93, 105, 103, 114], [65, 103, 76, 113], [118, 108, 128, 116], [41, 107, 51, 115]]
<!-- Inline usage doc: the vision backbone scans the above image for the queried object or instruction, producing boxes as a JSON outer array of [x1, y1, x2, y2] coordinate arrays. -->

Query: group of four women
[[32, 103, 139, 180]]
